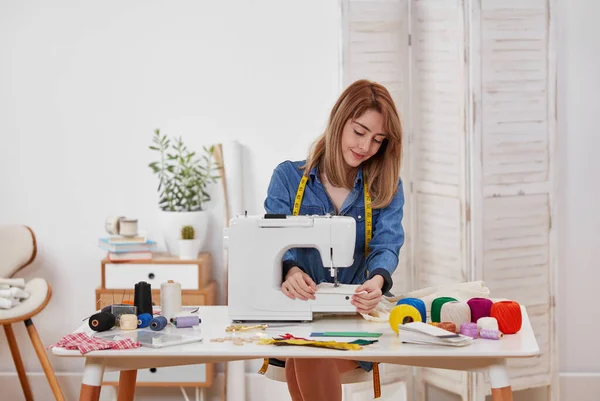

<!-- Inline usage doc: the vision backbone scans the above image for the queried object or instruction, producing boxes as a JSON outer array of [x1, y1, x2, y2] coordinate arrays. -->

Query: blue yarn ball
[[396, 298, 427, 323]]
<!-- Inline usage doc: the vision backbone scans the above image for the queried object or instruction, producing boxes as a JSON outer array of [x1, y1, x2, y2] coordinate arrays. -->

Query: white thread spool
[[120, 314, 138, 330], [161, 280, 182, 322], [119, 218, 138, 237], [477, 317, 499, 331], [440, 301, 471, 332]]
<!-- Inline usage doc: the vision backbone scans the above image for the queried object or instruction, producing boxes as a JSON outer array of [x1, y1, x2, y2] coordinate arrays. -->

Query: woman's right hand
[[282, 267, 317, 300]]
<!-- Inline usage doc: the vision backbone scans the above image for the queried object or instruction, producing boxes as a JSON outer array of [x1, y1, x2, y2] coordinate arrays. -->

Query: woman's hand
[[282, 267, 317, 300], [352, 276, 384, 314]]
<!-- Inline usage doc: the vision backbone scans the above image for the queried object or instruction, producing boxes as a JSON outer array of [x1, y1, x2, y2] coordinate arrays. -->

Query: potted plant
[[149, 129, 220, 256], [178, 225, 200, 260]]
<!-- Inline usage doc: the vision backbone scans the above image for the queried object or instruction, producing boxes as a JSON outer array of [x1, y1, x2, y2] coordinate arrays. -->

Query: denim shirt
[[264, 160, 405, 294]]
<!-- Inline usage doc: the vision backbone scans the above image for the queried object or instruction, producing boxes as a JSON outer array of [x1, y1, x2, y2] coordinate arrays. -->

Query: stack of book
[[98, 235, 157, 262]]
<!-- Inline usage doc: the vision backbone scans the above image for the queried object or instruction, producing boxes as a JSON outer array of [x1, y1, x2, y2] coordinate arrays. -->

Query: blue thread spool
[[150, 316, 168, 331], [137, 313, 152, 328], [396, 298, 427, 323]]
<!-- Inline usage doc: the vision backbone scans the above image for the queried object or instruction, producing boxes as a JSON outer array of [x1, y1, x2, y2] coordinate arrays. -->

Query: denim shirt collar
[[308, 164, 364, 189]]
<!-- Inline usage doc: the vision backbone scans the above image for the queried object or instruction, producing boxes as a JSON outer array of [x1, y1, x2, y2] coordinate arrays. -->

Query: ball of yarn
[[431, 297, 457, 322], [477, 317, 499, 331], [440, 301, 471, 331], [490, 300, 522, 334], [460, 322, 479, 339], [467, 297, 493, 322], [437, 322, 456, 333], [396, 297, 427, 323], [480, 328, 503, 340], [389, 304, 423, 334]]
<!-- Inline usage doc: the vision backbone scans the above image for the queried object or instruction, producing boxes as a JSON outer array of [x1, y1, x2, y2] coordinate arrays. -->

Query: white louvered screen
[[341, 0, 557, 400], [410, 0, 471, 399], [472, 0, 557, 399], [341, 0, 414, 396], [341, 0, 412, 295]]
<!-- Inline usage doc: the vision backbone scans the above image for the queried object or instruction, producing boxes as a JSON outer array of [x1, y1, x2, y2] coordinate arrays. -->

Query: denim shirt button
[[358, 215, 362, 220]]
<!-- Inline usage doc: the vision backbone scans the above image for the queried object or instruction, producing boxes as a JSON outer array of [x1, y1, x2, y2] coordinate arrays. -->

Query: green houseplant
[[149, 129, 220, 256]]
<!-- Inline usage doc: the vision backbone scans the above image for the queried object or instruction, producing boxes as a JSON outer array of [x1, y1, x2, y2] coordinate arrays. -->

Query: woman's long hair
[[302, 79, 403, 209]]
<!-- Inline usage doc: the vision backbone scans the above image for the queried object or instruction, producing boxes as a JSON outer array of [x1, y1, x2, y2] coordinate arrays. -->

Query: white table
[[52, 305, 539, 401]]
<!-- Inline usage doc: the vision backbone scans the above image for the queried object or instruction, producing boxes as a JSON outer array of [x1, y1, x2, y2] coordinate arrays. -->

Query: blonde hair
[[302, 79, 403, 209]]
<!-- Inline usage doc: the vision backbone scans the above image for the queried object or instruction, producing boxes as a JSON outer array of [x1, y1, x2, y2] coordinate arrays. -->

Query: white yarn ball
[[440, 301, 471, 332], [477, 317, 499, 331]]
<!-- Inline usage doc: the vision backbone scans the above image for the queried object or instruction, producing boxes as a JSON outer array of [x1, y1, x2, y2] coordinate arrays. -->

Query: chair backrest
[[0, 225, 36, 278]]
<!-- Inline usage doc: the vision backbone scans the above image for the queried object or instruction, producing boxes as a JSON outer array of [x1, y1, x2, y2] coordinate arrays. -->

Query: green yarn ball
[[431, 297, 458, 322]]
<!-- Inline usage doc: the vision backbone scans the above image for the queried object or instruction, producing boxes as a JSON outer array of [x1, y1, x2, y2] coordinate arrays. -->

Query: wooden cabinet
[[95, 252, 216, 389]]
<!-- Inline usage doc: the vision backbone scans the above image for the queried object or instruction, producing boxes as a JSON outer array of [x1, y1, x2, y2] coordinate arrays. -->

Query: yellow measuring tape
[[293, 174, 372, 257], [259, 172, 380, 398]]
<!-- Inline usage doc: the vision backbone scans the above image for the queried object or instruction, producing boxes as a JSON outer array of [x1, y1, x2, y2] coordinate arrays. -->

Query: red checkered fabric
[[50, 332, 140, 354]]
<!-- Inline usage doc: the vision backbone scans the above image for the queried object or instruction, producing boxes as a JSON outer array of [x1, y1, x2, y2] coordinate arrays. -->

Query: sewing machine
[[224, 213, 359, 322]]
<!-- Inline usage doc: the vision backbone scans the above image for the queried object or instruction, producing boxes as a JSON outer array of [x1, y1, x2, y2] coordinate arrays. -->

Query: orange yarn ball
[[437, 322, 457, 333], [490, 301, 522, 334]]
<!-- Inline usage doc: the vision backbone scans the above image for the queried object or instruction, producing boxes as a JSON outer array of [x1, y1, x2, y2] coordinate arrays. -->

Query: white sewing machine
[[224, 213, 359, 322]]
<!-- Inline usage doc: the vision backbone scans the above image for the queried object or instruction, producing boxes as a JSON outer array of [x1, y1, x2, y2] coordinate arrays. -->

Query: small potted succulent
[[179, 225, 200, 260]]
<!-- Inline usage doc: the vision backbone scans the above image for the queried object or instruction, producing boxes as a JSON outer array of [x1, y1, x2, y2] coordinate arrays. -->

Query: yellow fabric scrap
[[257, 338, 362, 350]]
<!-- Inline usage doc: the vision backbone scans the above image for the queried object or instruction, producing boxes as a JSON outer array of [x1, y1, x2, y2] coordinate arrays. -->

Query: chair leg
[[24, 319, 66, 401], [4, 324, 34, 401]]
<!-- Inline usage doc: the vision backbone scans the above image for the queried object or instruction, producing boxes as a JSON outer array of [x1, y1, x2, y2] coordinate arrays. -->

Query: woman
[[264, 79, 405, 401]]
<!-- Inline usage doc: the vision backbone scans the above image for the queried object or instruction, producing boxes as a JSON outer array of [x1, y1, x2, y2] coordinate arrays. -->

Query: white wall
[[2, 0, 600, 400], [556, 0, 600, 382], [0, 1, 341, 398]]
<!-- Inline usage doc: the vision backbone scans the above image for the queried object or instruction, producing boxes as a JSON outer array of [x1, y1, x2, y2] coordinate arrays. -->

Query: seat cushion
[[0, 278, 48, 322]]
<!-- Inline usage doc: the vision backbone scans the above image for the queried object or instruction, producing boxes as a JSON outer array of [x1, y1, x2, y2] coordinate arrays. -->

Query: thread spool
[[431, 297, 457, 323], [480, 328, 503, 340], [120, 314, 138, 330], [134, 281, 153, 316], [477, 317, 499, 331], [88, 312, 116, 332], [150, 316, 168, 331], [467, 297, 493, 323], [137, 313, 152, 328], [437, 322, 456, 333], [490, 300, 522, 334], [161, 280, 182, 322], [173, 315, 201, 328], [440, 301, 471, 331], [396, 298, 427, 323], [389, 304, 423, 334], [460, 322, 479, 339]]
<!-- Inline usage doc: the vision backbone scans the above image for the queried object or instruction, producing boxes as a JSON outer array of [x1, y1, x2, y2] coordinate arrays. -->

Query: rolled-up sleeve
[[263, 164, 303, 279], [366, 180, 405, 294]]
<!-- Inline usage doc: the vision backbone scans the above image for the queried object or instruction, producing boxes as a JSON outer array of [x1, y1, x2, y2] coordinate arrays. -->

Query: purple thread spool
[[467, 298, 493, 323], [173, 315, 201, 328], [460, 322, 479, 339], [480, 328, 503, 340]]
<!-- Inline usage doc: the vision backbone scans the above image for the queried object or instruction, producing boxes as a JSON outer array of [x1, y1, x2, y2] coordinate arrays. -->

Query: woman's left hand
[[352, 276, 384, 314]]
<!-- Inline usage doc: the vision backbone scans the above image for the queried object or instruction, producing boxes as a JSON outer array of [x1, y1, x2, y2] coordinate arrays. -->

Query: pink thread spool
[[480, 328, 503, 340], [459, 322, 479, 339], [467, 298, 493, 323]]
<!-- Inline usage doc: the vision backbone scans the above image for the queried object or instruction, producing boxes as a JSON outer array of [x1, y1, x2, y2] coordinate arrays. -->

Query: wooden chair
[[0, 224, 65, 400]]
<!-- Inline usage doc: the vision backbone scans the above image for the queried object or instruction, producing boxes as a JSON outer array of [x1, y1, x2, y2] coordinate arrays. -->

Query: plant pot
[[178, 239, 201, 260], [158, 210, 209, 256]]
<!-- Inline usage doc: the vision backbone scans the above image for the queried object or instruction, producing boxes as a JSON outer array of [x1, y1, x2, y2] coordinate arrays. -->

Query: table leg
[[116, 370, 137, 401], [489, 361, 513, 401], [79, 359, 105, 401]]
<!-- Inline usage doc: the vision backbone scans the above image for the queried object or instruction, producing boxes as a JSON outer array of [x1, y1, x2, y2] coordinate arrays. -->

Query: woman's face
[[340, 109, 386, 168]]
